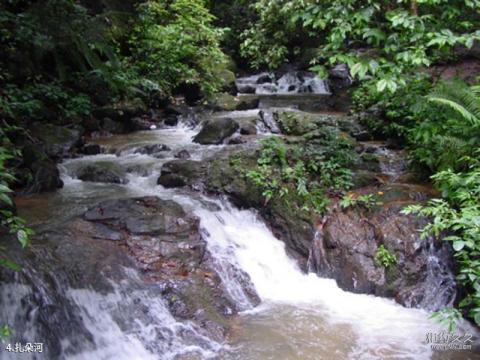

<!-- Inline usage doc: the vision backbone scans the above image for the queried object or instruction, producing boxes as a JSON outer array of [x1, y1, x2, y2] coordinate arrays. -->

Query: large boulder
[[26, 160, 64, 193], [193, 117, 239, 145], [22, 143, 63, 193], [157, 160, 206, 189], [29, 123, 83, 159]]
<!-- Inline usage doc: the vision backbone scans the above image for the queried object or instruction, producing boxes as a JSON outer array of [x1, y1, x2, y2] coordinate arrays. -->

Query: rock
[[193, 117, 239, 145], [157, 174, 187, 188], [81, 144, 103, 155], [21, 143, 64, 193], [217, 68, 236, 93], [258, 111, 281, 134], [276, 111, 323, 135], [133, 144, 171, 155], [26, 160, 64, 193], [256, 74, 272, 84], [210, 93, 259, 111], [310, 186, 457, 311], [90, 130, 113, 139], [227, 136, 247, 145], [29, 122, 83, 159], [328, 64, 353, 91], [130, 116, 156, 131], [93, 98, 147, 122], [101, 117, 128, 134], [0, 196, 259, 354], [174, 149, 191, 159], [239, 122, 257, 135], [76, 163, 128, 184], [235, 97, 259, 111], [175, 83, 202, 105], [157, 160, 205, 188]]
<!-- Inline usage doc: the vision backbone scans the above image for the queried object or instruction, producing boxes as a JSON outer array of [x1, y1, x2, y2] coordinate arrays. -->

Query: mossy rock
[[29, 122, 83, 159], [276, 112, 339, 136]]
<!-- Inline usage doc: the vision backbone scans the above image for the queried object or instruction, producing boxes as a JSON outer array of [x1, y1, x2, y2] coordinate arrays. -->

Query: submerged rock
[[193, 117, 239, 145], [133, 143, 171, 155]]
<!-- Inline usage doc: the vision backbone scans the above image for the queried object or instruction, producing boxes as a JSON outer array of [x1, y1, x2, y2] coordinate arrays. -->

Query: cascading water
[[2, 108, 478, 359], [236, 72, 330, 95]]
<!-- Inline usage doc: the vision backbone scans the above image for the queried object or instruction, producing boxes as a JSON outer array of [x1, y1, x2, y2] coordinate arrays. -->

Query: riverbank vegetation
[[1, 0, 479, 328]]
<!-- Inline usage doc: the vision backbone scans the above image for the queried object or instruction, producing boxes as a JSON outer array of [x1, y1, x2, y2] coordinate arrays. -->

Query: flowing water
[[3, 100, 480, 359]]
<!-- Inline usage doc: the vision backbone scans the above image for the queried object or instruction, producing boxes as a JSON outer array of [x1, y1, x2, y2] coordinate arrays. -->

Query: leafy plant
[[410, 81, 480, 172], [0, 325, 11, 342], [247, 132, 356, 214], [429, 308, 463, 333], [403, 155, 480, 326], [340, 193, 383, 210], [375, 244, 397, 268], [0, 127, 32, 271]]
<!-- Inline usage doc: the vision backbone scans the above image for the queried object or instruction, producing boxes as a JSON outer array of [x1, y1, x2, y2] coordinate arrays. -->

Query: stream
[[2, 74, 479, 359]]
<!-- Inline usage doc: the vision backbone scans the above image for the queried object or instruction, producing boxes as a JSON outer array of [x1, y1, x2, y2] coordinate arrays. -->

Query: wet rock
[[82, 196, 259, 331], [193, 117, 239, 145], [26, 160, 64, 193], [239, 121, 257, 135], [29, 122, 83, 159], [276, 111, 337, 136], [81, 144, 103, 155], [210, 93, 259, 111], [157, 174, 187, 188], [256, 74, 272, 84], [130, 116, 156, 131], [101, 117, 128, 134], [174, 149, 191, 159], [328, 64, 353, 91], [310, 186, 457, 311], [235, 97, 259, 111], [77, 163, 128, 184], [258, 111, 281, 134], [157, 160, 205, 189], [133, 143, 171, 155], [20, 143, 63, 193], [227, 136, 247, 145]]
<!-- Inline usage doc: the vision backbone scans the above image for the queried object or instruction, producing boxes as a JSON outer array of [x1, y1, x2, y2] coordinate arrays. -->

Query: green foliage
[[410, 81, 480, 172], [375, 244, 397, 268], [247, 133, 356, 214], [0, 325, 11, 342], [1, 82, 92, 122], [340, 193, 382, 210], [403, 155, 480, 325], [352, 75, 432, 139], [430, 308, 463, 333], [241, 0, 480, 91], [0, 127, 33, 271], [130, 0, 229, 97]]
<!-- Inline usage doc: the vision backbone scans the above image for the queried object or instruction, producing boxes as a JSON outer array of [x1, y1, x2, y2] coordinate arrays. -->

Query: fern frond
[[427, 81, 480, 126]]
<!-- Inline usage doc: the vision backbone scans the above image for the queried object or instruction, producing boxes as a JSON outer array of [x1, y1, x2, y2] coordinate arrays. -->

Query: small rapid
[[3, 109, 478, 360]]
